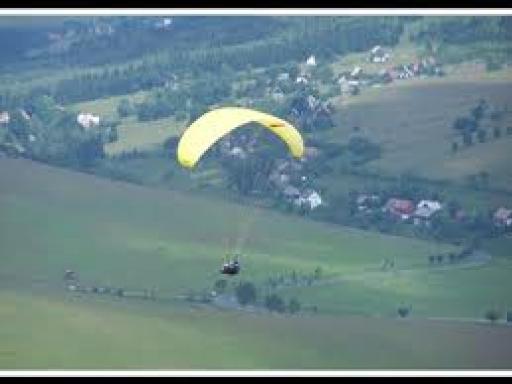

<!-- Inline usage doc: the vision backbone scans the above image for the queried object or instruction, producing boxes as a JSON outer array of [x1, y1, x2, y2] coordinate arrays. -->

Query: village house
[[297, 189, 323, 210], [228, 146, 247, 159], [77, 112, 100, 130], [413, 200, 443, 226], [306, 55, 317, 67], [19, 109, 31, 121], [296, 75, 309, 85], [384, 198, 415, 220], [414, 200, 443, 219], [155, 18, 173, 29], [0, 111, 10, 125], [493, 207, 512, 227], [350, 66, 363, 79], [369, 45, 391, 63]]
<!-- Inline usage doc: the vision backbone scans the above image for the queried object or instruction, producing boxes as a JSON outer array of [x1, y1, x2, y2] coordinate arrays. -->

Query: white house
[[77, 113, 100, 130], [296, 76, 309, 84], [494, 207, 512, 227], [19, 109, 31, 121], [229, 146, 246, 159], [350, 66, 363, 78], [0, 111, 10, 125], [155, 18, 173, 29], [306, 55, 317, 66], [414, 200, 443, 219], [304, 190, 323, 210], [369, 45, 391, 63], [294, 189, 323, 210]]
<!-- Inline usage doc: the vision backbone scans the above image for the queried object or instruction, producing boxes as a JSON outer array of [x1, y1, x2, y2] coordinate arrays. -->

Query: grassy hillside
[[324, 77, 512, 191], [0, 158, 456, 292], [1, 158, 512, 369], [2, 289, 512, 370]]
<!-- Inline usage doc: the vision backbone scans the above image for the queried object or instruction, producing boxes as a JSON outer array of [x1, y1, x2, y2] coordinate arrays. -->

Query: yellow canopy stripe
[[177, 107, 304, 169]]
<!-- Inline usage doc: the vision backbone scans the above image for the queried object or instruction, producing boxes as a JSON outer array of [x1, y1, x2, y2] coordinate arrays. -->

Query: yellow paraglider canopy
[[177, 107, 304, 169]]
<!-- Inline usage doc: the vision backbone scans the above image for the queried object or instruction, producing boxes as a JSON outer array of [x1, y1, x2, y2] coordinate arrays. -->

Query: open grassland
[[0, 158, 455, 293], [69, 91, 189, 156], [1, 289, 512, 370], [104, 116, 186, 156], [70, 91, 150, 120], [1, 158, 512, 369]]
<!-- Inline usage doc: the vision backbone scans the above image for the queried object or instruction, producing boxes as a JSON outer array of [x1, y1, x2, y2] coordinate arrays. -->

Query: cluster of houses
[[218, 133, 324, 213], [356, 192, 512, 231], [269, 158, 324, 212], [337, 46, 444, 97], [356, 194, 444, 226], [385, 56, 443, 81]]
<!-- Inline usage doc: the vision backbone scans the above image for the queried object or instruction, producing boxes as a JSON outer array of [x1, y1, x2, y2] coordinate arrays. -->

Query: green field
[[2, 158, 512, 369], [323, 77, 512, 192]]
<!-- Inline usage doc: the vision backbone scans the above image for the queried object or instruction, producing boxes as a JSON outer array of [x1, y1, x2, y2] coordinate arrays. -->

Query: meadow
[[1, 158, 512, 369], [324, 77, 512, 192]]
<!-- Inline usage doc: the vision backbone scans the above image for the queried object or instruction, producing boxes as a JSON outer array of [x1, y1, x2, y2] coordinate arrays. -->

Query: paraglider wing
[[177, 107, 304, 169]]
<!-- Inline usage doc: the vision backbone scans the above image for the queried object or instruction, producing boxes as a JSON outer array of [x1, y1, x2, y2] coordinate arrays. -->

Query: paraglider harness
[[220, 255, 241, 275]]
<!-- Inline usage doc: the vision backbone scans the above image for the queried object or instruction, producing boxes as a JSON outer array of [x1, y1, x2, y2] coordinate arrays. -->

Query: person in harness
[[220, 254, 241, 275]]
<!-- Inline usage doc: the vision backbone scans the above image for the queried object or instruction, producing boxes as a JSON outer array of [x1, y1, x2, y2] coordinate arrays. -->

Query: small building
[[369, 45, 390, 63], [350, 66, 363, 79], [494, 207, 512, 227], [306, 55, 317, 67], [77, 112, 100, 130], [19, 109, 31, 121], [229, 146, 246, 159], [155, 18, 173, 29], [301, 189, 323, 210], [296, 76, 309, 84], [414, 200, 443, 220], [384, 198, 415, 220], [0, 111, 10, 125]]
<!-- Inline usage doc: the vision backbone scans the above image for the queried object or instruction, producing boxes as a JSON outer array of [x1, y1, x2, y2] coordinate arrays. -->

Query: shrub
[[264, 293, 286, 313], [234, 281, 257, 306], [484, 309, 501, 323], [213, 279, 228, 294], [288, 298, 301, 314], [397, 305, 411, 318]]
